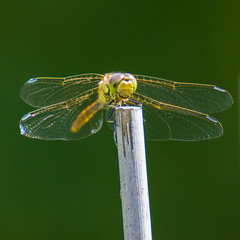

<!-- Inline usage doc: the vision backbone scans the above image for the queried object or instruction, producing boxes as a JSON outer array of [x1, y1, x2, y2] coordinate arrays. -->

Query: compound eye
[[109, 73, 124, 94], [124, 73, 137, 92]]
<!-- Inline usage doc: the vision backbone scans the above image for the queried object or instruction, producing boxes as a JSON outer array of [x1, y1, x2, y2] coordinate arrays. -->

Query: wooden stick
[[115, 106, 152, 240]]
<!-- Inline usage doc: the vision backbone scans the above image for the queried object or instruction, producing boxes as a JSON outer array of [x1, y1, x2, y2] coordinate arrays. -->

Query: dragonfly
[[19, 72, 233, 141]]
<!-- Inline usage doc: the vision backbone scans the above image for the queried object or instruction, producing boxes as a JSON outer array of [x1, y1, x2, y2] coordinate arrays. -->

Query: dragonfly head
[[109, 73, 137, 98]]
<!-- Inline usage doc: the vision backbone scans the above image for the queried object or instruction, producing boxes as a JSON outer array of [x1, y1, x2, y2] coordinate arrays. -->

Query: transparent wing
[[20, 73, 103, 107], [134, 74, 233, 114], [132, 93, 223, 141], [19, 90, 103, 140]]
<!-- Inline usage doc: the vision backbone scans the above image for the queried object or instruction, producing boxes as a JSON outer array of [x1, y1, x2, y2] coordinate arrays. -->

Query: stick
[[115, 106, 152, 240]]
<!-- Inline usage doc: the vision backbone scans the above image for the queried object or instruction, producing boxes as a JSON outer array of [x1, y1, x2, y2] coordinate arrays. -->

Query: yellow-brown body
[[71, 72, 137, 133]]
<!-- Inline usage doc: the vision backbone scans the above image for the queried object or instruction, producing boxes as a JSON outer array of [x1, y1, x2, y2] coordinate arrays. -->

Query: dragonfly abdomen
[[71, 100, 102, 133]]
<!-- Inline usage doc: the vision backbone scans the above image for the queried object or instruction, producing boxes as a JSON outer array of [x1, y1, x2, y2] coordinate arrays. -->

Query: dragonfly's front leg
[[126, 99, 142, 106], [106, 107, 118, 145], [107, 107, 115, 122]]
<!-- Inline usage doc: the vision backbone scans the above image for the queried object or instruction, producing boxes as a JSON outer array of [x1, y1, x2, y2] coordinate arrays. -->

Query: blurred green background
[[1, 0, 239, 239]]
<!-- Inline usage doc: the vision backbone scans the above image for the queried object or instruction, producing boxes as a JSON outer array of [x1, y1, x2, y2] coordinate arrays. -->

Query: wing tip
[[21, 113, 32, 121], [214, 86, 233, 105], [213, 86, 226, 92], [206, 115, 218, 124], [27, 78, 38, 84], [19, 124, 26, 136]]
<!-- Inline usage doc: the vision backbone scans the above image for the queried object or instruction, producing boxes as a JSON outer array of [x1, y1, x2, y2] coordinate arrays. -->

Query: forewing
[[19, 90, 103, 140], [20, 73, 103, 107], [132, 93, 223, 141], [134, 74, 233, 114]]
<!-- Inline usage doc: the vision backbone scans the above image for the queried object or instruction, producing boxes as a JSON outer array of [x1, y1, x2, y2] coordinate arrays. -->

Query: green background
[[1, 0, 239, 239]]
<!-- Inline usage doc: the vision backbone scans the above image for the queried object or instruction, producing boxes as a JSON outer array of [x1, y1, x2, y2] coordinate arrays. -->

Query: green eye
[[125, 73, 137, 93], [109, 73, 124, 94]]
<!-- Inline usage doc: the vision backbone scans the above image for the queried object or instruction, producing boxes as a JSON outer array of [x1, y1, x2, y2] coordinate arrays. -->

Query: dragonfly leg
[[107, 107, 115, 122], [105, 107, 118, 145], [108, 99, 114, 105], [127, 99, 142, 106]]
